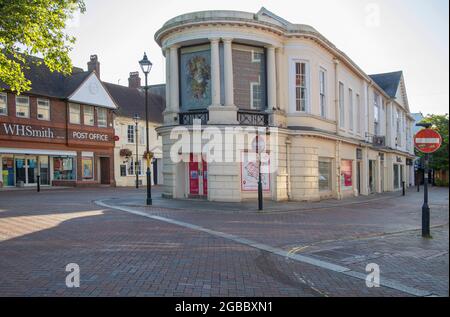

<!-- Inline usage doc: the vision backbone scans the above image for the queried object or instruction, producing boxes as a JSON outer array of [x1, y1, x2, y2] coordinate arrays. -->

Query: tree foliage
[[0, 0, 86, 94], [415, 114, 449, 171]]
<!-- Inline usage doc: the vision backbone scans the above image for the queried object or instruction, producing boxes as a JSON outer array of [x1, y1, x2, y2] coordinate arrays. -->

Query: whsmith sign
[[1, 123, 110, 142]]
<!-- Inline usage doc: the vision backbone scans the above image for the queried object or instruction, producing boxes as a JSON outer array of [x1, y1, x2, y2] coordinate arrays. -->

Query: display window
[[82, 157, 94, 180], [53, 157, 76, 180], [341, 159, 353, 190]]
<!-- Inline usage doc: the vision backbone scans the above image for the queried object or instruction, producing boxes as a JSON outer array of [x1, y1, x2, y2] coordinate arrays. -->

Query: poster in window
[[241, 151, 270, 191], [341, 160, 353, 189], [82, 158, 93, 179]]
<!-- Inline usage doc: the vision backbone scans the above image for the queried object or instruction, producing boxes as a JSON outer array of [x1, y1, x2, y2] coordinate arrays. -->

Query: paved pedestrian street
[[0, 186, 448, 297]]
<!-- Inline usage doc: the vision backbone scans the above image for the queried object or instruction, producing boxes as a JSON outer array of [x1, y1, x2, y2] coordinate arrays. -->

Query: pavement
[[0, 186, 448, 297]]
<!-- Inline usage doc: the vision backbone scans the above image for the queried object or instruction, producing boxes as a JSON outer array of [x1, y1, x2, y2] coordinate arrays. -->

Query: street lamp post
[[139, 53, 153, 206], [134, 113, 140, 189]]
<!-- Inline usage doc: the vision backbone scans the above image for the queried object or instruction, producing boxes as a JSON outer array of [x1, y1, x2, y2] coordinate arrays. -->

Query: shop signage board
[[241, 151, 270, 192]]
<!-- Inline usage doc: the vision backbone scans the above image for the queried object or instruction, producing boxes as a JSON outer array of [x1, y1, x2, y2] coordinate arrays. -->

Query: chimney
[[128, 71, 141, 89], [87, 55, 100, 78]]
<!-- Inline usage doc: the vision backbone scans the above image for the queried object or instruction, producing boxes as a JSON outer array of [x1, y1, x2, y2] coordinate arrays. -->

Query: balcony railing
[[179, 110, 209, 125], [237, 110, 269, 126], [365, 133, 386, 147]]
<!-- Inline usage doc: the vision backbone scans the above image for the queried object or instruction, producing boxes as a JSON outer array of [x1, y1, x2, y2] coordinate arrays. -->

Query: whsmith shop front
[[0, 57, 117, 188], [0, 121, 115, 188]]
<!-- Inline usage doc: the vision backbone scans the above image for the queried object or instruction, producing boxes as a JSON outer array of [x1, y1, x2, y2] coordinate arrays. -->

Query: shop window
[[69, 104, 81, 124], [37, 99, 50, 120], [0, 93, 7, 115], [319, 158, 332, 191], [180, 44, 212, 110], [341, 159, 353, 190], [82, 157, 94, 180], [53, 157, 76, 180], [84, 105, 94, 126], [16, 96, 30, 118], [233, 44, 266, 111], [97, 108, 107, 127]]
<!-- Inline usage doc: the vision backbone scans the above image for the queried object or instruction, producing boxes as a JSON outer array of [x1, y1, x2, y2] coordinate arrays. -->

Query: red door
[[189, 154, 199, 195]]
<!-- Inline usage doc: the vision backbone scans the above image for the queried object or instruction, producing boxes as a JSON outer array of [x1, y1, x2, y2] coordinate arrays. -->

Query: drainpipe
[[285, 137, 292, 200]]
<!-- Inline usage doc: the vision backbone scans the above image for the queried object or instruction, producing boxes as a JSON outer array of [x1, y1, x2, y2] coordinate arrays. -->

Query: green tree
[[0, 0, 86, 94], [416, 114, 449, 172]]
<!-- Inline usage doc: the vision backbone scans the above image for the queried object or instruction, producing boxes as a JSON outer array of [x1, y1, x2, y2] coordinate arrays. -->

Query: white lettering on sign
[[72, 131, 109, 142], [2, 123, 55, 138], [415, 138, 440, 144]]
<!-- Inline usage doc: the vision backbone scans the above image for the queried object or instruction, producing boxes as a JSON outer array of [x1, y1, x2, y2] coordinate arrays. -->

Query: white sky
[[67, 0, 449, 115]]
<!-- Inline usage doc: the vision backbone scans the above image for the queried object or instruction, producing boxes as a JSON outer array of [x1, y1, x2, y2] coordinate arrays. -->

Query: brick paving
[[0, 186, 448, 296]]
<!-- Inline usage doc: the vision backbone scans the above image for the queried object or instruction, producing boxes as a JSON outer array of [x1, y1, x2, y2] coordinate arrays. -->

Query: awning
[[0, 148, 77, 156]]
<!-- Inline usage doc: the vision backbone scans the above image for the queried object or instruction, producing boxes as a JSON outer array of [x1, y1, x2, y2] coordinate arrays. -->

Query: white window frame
[[251, 50, 262, 63], [69, 103, 81, 124], [356, 94, 361, 134], [83, 105, 94, 126], [16, 96, 30, 118], [250, 81, 262, 110], [97, 107, 107, 127], [127, 157, 143, 176], [374, 93, 380, 135], [348, 88, 354, 131], [319, 68, 327, 118], [127, 125, 135, 144], [0, 93, 7, 116], [37, 99, 50, 121], [290, 59, 310, 113], [339, 82, 345, 129], [140, 126, 145, 145]]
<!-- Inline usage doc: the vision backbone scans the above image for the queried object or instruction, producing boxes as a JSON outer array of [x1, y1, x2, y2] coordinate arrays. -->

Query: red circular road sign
[[414, 129, 442, 153]]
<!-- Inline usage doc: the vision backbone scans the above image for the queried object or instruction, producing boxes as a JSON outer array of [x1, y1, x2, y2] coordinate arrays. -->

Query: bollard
[[37, 175, 41, 192], [402, 181, 406, 196]]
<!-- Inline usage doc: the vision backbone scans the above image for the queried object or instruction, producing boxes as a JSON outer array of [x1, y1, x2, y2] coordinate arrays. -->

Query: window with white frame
[[295, 62, 308, 112], [339, 82, 345, 128], [37, 99, 50, 120], [127, 125, 135, 143], [374, 93, 380, 135], [319, 68, 326, 118], [83, 105, 94, 126], [0, 93, 7, 115], [127, 157, 143, 176], [356, 94, 361, 134], [16, 96, 30, 118], [140, 126, 145, 145], [348, 88, 354, 131], [250, 81, 262, 110], [319, 158, 332, 191], [69, 104, 81, 124], [97, 108, 107, 127]]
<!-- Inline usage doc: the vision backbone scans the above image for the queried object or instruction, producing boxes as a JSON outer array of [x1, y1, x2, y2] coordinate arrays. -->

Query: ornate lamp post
[[139, 52, 153, 205], [133, 113, 140, 189]]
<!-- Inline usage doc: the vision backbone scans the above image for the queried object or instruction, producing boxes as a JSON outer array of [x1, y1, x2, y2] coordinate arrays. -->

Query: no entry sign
[[414, 129, 442, 154]]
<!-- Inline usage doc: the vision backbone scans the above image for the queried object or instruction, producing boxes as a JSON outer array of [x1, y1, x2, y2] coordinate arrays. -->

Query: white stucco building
[[155, 8, 416, 202]]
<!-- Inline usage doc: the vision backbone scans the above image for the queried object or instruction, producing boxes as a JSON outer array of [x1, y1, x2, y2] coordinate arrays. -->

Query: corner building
[[155, 8, 416, 202]]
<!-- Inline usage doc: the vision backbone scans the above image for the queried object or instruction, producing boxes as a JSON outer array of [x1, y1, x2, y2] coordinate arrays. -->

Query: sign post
[[414, 125, 442, 238]]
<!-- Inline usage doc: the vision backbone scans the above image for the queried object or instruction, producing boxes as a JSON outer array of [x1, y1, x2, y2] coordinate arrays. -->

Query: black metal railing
[[179, 110, 209, 125], [365, 133, 386, 147], [237, 110, 269, 126]]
